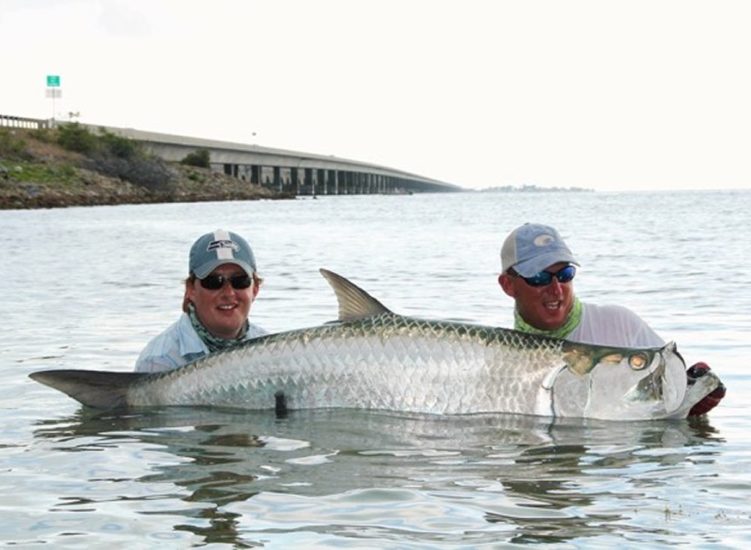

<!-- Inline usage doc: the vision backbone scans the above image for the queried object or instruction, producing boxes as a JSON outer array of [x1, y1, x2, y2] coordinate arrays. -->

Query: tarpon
[[29, 269, 722, 420]]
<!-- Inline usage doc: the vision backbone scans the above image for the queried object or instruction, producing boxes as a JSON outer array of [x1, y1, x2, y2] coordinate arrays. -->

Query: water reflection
[[31, 408, 723, 546]]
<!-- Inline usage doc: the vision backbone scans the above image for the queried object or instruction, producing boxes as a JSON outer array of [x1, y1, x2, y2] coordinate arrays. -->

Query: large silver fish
[[30, 269, 722, 420]]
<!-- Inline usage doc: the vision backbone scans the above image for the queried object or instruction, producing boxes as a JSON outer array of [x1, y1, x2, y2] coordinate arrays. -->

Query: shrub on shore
[[180, 149, 211, 168], [54, 124, 173, 191], [0, 128, 31, 160]]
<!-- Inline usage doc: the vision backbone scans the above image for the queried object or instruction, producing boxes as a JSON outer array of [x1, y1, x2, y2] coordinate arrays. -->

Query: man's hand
[[687, 362, 726, 416]]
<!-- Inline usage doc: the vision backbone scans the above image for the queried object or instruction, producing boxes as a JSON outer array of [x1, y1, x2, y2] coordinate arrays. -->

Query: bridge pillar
[[257, 166, 268, 187], [318, 169, 326, 195], [302, 168, 313, 195], [288, 168, 298, 195], [326, 170, 334, 195]]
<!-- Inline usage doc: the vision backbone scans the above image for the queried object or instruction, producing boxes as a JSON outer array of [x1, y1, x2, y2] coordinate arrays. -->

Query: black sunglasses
[[199, 273, 252, 291], [515, 265, 576, 287]]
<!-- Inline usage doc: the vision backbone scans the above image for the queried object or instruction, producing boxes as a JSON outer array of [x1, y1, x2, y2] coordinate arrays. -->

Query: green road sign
[[46, 75, 61, 87]]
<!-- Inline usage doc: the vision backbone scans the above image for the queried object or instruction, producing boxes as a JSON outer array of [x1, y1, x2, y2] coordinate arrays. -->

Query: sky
[[2, 0, 750, 192]]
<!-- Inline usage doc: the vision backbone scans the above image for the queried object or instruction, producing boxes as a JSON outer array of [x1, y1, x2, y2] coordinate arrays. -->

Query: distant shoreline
[[478, 185, 593, 193]]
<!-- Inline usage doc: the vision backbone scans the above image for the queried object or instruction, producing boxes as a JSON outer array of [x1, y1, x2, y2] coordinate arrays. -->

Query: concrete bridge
[[106, 126, 461, 196], [0, 114, 461, 195]]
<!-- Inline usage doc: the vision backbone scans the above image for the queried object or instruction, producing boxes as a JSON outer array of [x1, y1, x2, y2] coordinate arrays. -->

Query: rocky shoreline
[[0, 166, 291, 210]]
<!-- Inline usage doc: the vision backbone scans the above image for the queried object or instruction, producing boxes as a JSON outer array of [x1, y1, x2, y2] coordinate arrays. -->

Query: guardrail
[[0, 115, 51, 129]]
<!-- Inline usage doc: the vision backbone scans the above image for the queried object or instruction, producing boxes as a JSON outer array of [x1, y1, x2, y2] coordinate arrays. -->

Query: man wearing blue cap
[[498, 222, 724, 416], [135, 229, 267, 373]]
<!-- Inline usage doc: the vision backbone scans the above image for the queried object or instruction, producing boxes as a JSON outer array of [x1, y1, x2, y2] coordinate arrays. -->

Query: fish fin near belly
[[535, 363, 568, 416]]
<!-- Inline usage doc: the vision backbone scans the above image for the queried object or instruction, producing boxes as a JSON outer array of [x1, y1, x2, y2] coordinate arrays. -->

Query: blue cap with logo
[[501, 223, 578, 277], [189, 229, 257, 279]]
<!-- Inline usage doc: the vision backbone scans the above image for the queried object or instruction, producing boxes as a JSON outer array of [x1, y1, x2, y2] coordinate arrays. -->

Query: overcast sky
[[2, 0, 750, 191]]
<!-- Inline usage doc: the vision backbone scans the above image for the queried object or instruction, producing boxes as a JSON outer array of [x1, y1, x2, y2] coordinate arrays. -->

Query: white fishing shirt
[[567, 303, 665, 348], [135, 313, 268, 373]]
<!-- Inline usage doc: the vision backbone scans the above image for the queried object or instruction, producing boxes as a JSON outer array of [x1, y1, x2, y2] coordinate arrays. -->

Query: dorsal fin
[[319, 268, 392, 321]]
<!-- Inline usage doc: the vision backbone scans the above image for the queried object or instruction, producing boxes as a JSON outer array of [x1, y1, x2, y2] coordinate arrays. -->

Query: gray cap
[[501, 223, 578, 277], [189, 229, 257, 279]]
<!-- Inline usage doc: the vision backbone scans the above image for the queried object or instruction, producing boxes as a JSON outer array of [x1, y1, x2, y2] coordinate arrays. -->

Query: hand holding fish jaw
[[687, 362, 726, 416]]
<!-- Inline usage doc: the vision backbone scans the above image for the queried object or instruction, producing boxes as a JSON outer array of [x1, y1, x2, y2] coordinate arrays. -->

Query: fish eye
[[628, 353, 649, 370]]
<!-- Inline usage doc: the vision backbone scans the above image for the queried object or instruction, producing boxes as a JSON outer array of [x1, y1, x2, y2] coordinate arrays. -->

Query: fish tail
[[29, 369, 145, 409]]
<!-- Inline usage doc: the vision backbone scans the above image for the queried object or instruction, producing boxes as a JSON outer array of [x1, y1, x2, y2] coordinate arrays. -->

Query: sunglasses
[[199, 273, 253, 291], [515, 265, 576, 287]]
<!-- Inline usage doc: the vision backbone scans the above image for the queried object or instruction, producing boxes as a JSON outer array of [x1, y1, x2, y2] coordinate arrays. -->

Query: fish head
[[549, 341, 688, 420]]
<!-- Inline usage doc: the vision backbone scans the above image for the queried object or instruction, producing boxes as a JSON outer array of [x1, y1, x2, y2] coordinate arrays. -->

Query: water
[[2, 190, 750, 547]]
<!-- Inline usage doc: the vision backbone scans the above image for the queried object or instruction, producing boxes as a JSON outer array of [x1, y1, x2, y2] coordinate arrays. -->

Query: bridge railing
[[0, 115, 51, 129]]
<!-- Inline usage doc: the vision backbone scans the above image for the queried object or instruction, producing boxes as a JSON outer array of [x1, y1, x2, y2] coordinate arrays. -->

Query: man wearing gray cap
[[135, 229, 267, 373], [498, 222, 724, 416]]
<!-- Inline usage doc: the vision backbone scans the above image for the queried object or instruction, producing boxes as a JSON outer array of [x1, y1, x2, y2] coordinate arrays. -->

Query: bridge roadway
[[106, 126, 462, 196]]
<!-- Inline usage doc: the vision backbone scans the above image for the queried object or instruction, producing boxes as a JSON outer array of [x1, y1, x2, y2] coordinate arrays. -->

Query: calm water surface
[[1, 190, 750, 548]]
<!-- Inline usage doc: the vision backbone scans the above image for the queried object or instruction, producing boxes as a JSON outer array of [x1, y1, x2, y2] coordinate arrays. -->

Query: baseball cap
[[189, 229, 257, 279], [501, 223, 578, 277]]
